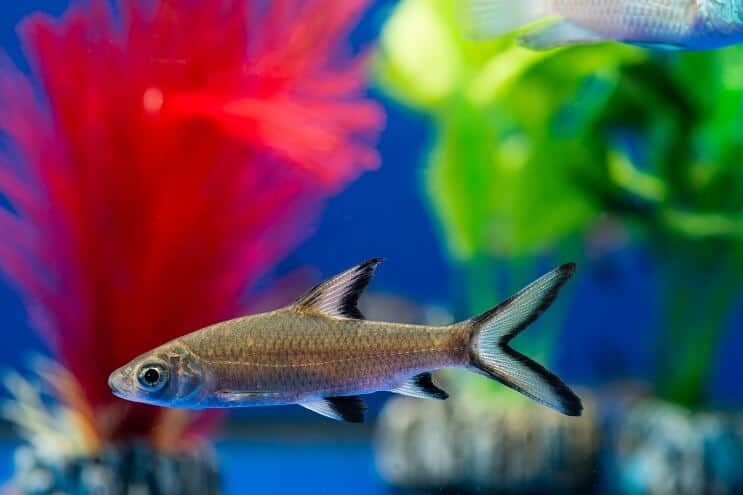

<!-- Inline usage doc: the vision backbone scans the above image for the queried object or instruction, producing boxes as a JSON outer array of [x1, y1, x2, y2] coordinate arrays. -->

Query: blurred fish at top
[[464, 0, 743, 51]]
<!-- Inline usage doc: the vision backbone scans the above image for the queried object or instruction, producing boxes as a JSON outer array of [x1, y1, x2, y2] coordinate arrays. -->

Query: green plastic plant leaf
[[375, 0, 743, 408]]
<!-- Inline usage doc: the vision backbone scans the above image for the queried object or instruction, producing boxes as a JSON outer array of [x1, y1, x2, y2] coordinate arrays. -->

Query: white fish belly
[[552, 0, 696, 42]]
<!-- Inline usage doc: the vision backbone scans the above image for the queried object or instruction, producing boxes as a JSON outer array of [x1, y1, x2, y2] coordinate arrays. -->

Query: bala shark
[[108, 259, 582, 422]]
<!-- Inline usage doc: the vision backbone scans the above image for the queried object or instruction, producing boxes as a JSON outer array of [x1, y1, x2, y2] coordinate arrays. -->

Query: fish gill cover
[[0, 0, 382, 452]]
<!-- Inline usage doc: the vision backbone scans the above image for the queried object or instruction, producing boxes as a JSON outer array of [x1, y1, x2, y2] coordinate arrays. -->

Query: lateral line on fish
[[199, 346, 467, 369]]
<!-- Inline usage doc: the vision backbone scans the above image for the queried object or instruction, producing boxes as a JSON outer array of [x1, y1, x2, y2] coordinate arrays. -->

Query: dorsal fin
[[293, 258, 384, 319]]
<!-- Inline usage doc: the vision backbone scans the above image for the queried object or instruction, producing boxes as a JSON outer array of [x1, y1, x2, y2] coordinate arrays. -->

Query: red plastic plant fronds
[[0, 0, 382, 444]]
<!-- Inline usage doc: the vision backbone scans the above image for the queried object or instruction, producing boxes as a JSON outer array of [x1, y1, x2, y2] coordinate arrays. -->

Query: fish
[[108, 259, 582, 422], [464, 0, 743, 51]]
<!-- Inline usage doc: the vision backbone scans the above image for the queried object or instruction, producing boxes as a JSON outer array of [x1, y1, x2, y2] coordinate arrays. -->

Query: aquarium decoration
[[373, 0, 743, 494], [0, 0, 381, 493], [376, 394, 599, 493]]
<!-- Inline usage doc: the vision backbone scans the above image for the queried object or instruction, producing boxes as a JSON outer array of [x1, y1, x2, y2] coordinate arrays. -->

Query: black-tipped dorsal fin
[[392, 373, 449, 400], [293, 258, 384, 319], [300, 396, 367, 422]]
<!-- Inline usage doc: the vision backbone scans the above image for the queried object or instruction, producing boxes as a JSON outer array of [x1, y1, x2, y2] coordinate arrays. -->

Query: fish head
[[108, 342, 211, 408], [735, 2, 743, 28]]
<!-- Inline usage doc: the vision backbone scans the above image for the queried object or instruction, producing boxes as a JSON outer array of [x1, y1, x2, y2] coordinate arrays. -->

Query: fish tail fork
[[464, 263, 583, 416]]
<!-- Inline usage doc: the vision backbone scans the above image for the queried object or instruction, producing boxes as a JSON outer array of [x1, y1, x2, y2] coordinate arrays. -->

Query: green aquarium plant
[[374, 0, 743, 410]]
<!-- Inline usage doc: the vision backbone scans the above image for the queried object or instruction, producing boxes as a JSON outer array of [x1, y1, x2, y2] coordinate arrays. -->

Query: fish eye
[[137, 362, 169, 391]]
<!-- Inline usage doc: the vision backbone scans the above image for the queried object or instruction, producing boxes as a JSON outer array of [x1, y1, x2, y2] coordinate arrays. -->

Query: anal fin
[[392, 372, 448, 400], [518, 20, 606, 50], [300, 396, 367, 423]]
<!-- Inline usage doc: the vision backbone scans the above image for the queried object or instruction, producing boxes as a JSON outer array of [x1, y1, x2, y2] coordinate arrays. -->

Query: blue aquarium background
[[0, 1, 741, 494]]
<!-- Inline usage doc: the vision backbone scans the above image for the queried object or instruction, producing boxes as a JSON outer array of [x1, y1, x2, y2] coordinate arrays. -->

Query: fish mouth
[[107, 370, 128, 399]]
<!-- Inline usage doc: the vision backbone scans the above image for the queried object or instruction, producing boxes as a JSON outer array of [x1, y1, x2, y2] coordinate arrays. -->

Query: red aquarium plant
[[0, 0, 382, 452]]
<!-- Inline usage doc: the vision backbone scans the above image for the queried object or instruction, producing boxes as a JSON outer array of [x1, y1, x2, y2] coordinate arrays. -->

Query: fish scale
[[552, 0, 693, 41], [109, 259, 583, 422], [179, 312, 464, 403]]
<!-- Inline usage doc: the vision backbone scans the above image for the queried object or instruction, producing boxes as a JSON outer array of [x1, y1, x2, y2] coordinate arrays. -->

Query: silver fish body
[[467, 0, 743, 51], [178, 314, 464, 407], [109, 259, 581, 422]]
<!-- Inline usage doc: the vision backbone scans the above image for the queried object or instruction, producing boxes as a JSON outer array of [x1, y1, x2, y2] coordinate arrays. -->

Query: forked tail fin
[[465, 263, 582, 416]]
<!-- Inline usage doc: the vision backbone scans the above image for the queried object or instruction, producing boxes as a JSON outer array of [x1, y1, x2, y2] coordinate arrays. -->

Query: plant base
[[10, 441, 220, 495], [375, 394, 599, 493], [607, 399, 743, 495]]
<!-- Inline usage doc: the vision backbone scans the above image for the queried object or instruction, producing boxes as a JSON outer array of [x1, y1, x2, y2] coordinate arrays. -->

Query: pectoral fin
[[518, 20, 607, 50], [300, 396, 367, 423], [392, 373, 448, 400]]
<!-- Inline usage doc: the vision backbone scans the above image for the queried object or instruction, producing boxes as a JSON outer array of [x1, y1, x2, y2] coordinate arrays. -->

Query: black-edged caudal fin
[[300, 396, 367, 423], [466, 263, 582, 416], [292, 258, 384, 319]]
